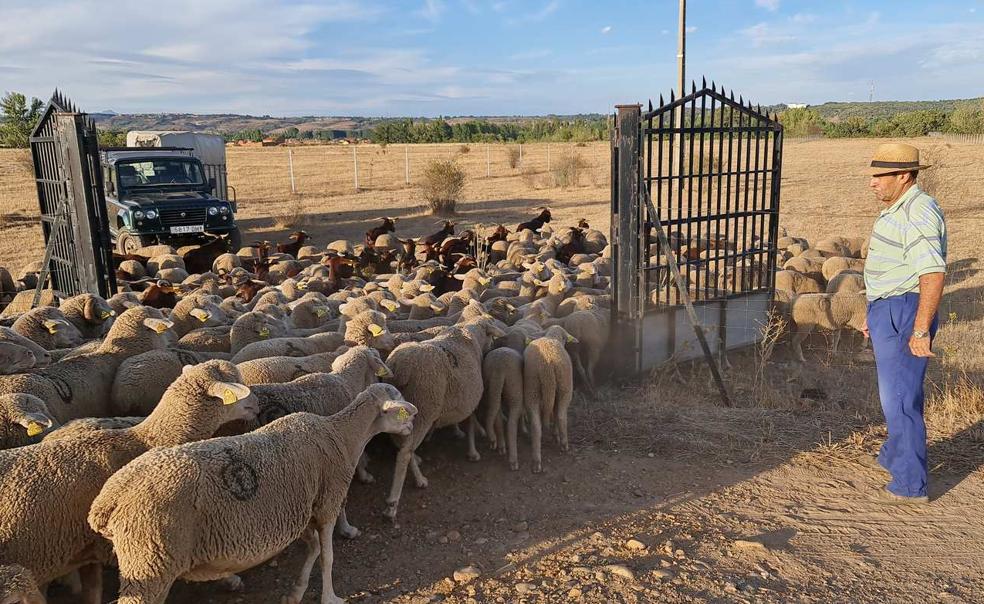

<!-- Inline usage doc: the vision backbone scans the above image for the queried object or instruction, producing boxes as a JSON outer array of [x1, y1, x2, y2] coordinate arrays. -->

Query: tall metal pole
[[677, 0, 686, 106]]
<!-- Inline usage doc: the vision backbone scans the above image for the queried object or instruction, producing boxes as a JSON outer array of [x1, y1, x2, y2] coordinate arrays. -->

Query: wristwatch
[[912, 329, 929, 339]]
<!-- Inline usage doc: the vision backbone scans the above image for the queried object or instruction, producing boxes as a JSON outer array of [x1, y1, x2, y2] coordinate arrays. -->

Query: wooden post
[[404, 145, 410, 185], [353, 146, 359, 191], [288, 148, 296, 194], [486, 144, 491, 177], [614, 104, 642, 373], [546, 143, 551, 172], [519, 143, 523, 166]]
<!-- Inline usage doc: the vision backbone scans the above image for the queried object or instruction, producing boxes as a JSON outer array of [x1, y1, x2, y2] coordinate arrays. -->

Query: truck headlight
[[219, 205, 230, 215], [145, 210, 158, 220], [208, 206, 219, 216], [133, 210, 145, 220]]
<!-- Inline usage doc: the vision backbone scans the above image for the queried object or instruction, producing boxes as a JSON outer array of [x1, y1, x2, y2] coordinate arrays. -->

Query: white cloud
[[741, 22, 795, 47], [418, 0, 445, 22], [601, 25, 612, 34], [755, 0, 780, 11], [686, 25, 698, 33]]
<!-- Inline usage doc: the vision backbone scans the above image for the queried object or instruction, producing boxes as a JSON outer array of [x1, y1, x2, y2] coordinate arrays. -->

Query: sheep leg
[[116, 575, 175, 604], [466, 415, 481, 461], [284, 527, 321, 604], [335, 505, 360, 539], [356, 452, 375, 484], [831, 328, 841, 353], [55, 570, 82, 594], [79, 563, 103, 604], [530, 404, 544, 474], [318, 522, 344, 604], [450, 423, 466, 439], [791, 325, 811, 363], [556, 382, 573, 453], [385, 430, 429, 521], [494, 412, 506, 456], [217, 575, 243, 591], [507, 401, 523, 470], [409, 451, 428, 487]]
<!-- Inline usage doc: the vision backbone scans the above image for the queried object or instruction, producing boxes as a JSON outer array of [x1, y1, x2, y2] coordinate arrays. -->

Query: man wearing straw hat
[[861, 143, 946, 504]]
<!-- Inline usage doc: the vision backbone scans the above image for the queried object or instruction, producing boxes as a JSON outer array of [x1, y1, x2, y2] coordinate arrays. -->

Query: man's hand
[[861, 318, 869, 340], [909, 334, 935, 357]]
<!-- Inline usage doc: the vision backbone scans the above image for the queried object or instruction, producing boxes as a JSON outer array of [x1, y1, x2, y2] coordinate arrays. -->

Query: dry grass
[[551, 152, 588, 188], [420, 159, 466, 215], [506, 146, 521, 169], [272, 194, 308, 230]]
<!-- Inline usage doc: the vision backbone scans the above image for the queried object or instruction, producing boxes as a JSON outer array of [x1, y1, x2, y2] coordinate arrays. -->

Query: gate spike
[[648, 99, 653, 112], [669, 89, 675, 103], [691, 80, 697, 94], [756, 103, 762, 114], [659, 93, 664, 106], [710, 80, 716, 93], [729, 90, 735, 102], [701, 76, 707, 90]]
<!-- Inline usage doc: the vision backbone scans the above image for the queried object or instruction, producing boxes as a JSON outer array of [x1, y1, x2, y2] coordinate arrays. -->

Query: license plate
[[170, 225, 205, 234]]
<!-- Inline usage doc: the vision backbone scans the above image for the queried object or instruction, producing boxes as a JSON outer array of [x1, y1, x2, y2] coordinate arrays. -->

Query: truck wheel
[[227, 227, 243, 253], [116, 229, 151, 255]]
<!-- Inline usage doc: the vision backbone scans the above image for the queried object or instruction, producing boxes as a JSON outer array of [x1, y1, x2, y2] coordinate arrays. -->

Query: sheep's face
[[44, 318, 83, 348], [83, 295, 116, 323], [366, 384, 416, 436], [3, 393, 57, 438], [0, 342, 36, 373], [181, 361, 260, 426]]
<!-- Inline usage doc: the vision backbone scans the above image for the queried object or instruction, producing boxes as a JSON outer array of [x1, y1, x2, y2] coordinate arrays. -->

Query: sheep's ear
[[375, 362, 394, 378], [382, 400, 416, 421], [208, 382, 252, 405], [524, 336, 532, 346], [533, 279, 546, 287], [43, 319, 60, 334], [143, 318, 173, 334], [566, 333, 579, 344], [100, 309, 116, 319], [506, 304, 516, 312], [478, 276, 490, 285], [398, 298, 414, 307], [380, 299, 399, 312], [338, 303, 349, 313], [430, 303, 445, 311], [367, 323, 385, 337], [181, 364, 195, 375], [419, 283, 434, 292], [25, 421, 45, 437], [453, 274, 466, 281], [122, 300, 139, 309], [189, 308, 211, 322]]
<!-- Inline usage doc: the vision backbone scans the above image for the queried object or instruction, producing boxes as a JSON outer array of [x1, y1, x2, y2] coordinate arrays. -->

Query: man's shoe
[[873, 487, 929, 505]]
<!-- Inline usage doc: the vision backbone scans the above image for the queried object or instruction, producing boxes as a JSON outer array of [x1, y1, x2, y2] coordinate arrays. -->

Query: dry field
[[3, 138, 984, 602]]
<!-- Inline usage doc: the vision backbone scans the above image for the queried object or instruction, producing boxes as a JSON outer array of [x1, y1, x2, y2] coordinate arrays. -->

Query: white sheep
[[774, 269, 824, 294], [88, 383, 416, 604], [0, 340, 37, 375], [111, 348, 222, 416], [11, 306, 83, 350], [235, 347, 349, 386], [481, 346, 523, 463], [821, 256, 865, 283], [59, 293, 116, 339], [383, 317, 505, 521], [0, 306, 174, 423], [0, 360, 258, 603], [826, 270, 865, 294], [789, 292, 868, 362], [523, 325, 576, 473], [232, 331, 345, 364], [0, 564, 45, 604], [0, 326, 52, 368]]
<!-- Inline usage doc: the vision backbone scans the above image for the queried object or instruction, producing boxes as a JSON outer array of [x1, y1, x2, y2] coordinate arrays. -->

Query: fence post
[[404, 145, 410, 185], [353, 146, 359, 192], [519, 143, 523, 166], [288, 148, 296, 194], [486, 144, 491, 177], [546, 143, 551, 172], [613, 104, 642, 333]]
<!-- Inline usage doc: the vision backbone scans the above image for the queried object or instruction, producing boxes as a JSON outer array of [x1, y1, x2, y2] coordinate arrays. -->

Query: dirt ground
[[4, 137, 984, 602]]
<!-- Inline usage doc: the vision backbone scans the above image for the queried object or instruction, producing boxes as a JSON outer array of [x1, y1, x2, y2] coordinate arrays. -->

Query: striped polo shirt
[[864, 184, 947, 301]]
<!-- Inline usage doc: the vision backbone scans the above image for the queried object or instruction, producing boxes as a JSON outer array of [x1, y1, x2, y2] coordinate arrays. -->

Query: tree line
[[779, 101, 984, 138], [368, 118, 610, 145]]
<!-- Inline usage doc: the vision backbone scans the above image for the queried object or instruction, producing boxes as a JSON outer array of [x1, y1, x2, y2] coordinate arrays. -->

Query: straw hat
[[869, 143, 931, 175]]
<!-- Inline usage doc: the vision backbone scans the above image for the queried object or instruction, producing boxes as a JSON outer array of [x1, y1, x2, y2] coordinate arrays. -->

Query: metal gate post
[[613, 104, 642, 374]]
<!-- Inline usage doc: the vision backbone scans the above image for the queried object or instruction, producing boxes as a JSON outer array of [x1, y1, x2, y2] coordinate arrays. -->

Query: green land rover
[[101, 148, 241, 254]]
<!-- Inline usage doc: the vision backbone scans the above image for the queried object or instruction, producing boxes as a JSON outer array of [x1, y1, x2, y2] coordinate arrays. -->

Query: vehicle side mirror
[[208, 177, 217, 193]]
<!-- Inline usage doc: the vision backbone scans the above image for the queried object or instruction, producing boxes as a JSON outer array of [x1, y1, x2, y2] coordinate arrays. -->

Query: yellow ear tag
[[382, 300, 398, 311], [47, 325, 59, 335], [567, 335, 576, 343], [297, 281, 308, 290], [258, 327, 270, 338], [315, 308, 327, 317], [221, 389, 239, 405], [26, 421, 44, 437], [524, 337, 532, 346], [155, 323, 168, 334], [376, 367, 389, 377], [397, 407, 410, 422], [100, 310, 115, 319], [479, 277, 490, 285], [368, 323, 384, 337]]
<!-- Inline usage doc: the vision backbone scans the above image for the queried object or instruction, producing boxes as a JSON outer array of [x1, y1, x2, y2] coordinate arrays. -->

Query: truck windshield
[[117, 159, 204, 189]]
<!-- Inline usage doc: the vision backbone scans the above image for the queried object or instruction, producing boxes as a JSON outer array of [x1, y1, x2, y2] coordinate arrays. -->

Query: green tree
[[0, 91, 44, 148], [778, 108, 824, 137], [96, 128, 126, 147], [283, 127, 300, 139]]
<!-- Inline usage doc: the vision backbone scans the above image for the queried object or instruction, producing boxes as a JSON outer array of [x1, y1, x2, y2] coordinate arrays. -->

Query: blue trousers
[[867, 292, 937, 497]]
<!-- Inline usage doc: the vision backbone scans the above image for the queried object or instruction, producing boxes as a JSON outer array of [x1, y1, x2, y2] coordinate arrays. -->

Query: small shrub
[[552, 153, 589, 188], [273, 195, 307, 229], [521, 166, 544, 190], [575, 142, 587, 147], [459, 144, 471, 154], [507, 147, 521, 169], [421, 160, 465, 215]]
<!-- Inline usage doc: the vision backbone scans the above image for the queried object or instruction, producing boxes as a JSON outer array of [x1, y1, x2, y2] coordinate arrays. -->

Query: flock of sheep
[[0, 208, 612, 604]]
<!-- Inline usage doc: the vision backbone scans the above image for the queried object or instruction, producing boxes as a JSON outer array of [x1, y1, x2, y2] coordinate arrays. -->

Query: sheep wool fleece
[[868, 292, 937, 498]]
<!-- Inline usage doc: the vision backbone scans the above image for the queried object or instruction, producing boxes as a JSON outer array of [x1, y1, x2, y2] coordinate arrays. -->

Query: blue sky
[[1, 0, 982, 116]]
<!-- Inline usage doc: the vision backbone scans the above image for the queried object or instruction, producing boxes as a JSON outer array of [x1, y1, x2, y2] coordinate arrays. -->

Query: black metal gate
[[30, 91, 116, 300], [612, 81, 783, 373]]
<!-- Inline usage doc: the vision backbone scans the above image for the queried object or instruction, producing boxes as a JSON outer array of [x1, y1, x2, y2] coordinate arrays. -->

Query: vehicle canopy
[[126, 131, 225, 164]]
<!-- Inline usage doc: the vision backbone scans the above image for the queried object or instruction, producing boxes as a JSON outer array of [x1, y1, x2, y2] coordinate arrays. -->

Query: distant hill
[[768, 98, 982, 122], [89, 112, 610, 136]]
